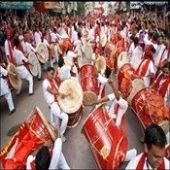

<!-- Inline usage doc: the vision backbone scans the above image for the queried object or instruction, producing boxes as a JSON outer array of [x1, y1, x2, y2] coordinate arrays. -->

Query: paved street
[[0, 72, 144, 169]]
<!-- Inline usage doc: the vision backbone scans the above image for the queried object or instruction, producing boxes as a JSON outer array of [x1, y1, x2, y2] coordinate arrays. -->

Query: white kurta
[[13, 47, 33, 94], [34, 31, 42, 47], [42, 79, 68, 135], [107, 93, 128, 127], [26, 138, 70, 170], [58, 64, 71, 81], [0, 66, 10, 96], [130, 45, 144, 70], [0, 66, 15, 111], [126, 153, 170, 169]]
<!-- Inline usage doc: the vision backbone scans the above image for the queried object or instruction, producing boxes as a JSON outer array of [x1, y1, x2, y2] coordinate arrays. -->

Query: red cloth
[[8, 40, 16, 65], [136, 59, 151, 77]]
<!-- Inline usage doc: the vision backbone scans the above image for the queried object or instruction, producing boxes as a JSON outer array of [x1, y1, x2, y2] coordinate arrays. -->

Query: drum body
[[80, 64, 99, 105], [131, 88, 170, 129], [117, 64, 136, 98], [82, 105, 128, 169], [67, 106, 83, 128], [117, 51, 130, 70], [58, 38, 72, 56]]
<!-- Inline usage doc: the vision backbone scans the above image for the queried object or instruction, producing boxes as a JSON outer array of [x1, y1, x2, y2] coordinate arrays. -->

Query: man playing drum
[[26, 137, 70, 170], [0, 65, 15, 114], [13, 37, 34, 95], [126, 124, 170, 169], [42, 67, 68, 142], [94, 77, 128, 129]]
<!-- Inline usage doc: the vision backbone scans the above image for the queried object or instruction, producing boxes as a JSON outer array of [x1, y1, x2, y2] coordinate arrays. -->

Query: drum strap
[[8, 40, 16, 66], [158, 77, 170, 97]]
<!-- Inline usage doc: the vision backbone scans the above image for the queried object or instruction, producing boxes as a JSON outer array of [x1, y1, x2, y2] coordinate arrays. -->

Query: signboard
[[130, 2, 142, 9], [0, 2, 33, 9], [44, 2, 61, 9]]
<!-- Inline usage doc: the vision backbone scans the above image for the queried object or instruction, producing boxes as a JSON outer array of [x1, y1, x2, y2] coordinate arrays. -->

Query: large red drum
[[117, 64, 136, 98], [131, 88, 170, 129], [58, 38, 72, 56], [82, 104, 128, 169], [104, 42, 117, 70], [80, 64, 99, 105]]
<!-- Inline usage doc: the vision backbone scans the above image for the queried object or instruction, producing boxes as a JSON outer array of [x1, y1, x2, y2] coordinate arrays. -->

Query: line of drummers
[[0, 12, 170, 169]]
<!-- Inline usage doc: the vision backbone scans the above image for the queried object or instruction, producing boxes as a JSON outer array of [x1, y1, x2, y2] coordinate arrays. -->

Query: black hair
[[58, 56, 64, 68], [13, 37, 20, 46], [133, 37, 139, 47], [144, 124, 167, 150], [77, 31, 82, 40], [35, 146, 51, 170], [46, 67, 55, 72]]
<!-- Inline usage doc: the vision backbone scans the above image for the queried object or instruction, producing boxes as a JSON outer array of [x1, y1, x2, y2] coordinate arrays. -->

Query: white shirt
[[64, 51, 76, 66], [4, 40, 14, 61], [58, 65, 71, 81], [153, 44, 166, 67], [13, 47, 28, 66], [0, 66, 10, 96], [34, 31, 42, 47], [107, 93, 128, 127], [42, 79, 56, 106], [24, 42, 36, 56], [71, 30, 78, 43], [143, 60, 156, 87], [50, 32, 61, 43], [73, 39, 82, 53], [130, 44, 144, 70], [126, 153, 170, 170]]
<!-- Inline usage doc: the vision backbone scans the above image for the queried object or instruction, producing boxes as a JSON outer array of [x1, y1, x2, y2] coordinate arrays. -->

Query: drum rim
[[58, 79, 83, 114], [7, 63, 22, 90], [36, 42, 49, 63], [28, 52, 40, 76]]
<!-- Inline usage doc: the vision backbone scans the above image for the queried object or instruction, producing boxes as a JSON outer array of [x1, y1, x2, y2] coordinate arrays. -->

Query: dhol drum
[[117, 51, 130, 70], [117, 64, 136, 98], [131, 88, 170, 131], [7, 63, 22, 90], [28, 51, 41, 77], [104, 42, 117, 70], [58, 38, 72, 56], [58, 79, 83, 128], [0, 107, 57, 170], [82, 104, 128, 169], [80, 64, 99, 106], [36, 42, 49, 63]]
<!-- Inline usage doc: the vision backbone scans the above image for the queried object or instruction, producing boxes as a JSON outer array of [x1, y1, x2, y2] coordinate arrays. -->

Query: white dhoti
[[0, 78, 15, 112], [16, 65, 33, 94], [50, 102, 68, 136]]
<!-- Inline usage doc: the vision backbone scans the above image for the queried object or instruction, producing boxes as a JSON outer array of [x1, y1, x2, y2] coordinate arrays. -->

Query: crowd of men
[[0, 7, 169, 169]]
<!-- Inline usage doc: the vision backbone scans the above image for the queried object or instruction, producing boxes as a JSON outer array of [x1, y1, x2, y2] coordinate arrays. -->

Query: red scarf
[[136, 59, 151, 77], [48, 78, 58, 101], [136, 153, 165, 170], [158, 76, 170, 97], [8, 40, 16, 65]]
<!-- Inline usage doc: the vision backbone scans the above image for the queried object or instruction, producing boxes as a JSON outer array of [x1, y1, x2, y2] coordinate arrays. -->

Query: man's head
[[35, 146, 51, 170], [144, 124, 167, 169], [46, 67, 55, 80]]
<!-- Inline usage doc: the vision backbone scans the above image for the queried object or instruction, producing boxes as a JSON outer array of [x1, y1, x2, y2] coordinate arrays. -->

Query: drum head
[[117, 52, 130, 70], [94, 56, 106, 73], [58, 79, 83, 114], [83, 91, 98, 106], [127, 79, 145, 103], [36, 43, 49, 63], [28, 52, 41, 76], [7, 63, 22, 90], [82, 41, 93, 60], [100, 33, 107, 47]]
